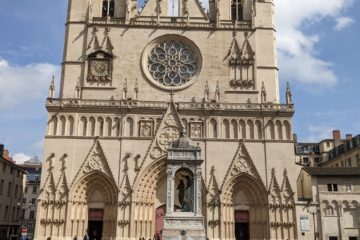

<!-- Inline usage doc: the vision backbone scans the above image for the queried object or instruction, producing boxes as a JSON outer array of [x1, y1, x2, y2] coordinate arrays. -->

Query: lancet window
[[102, 0, 115, 17], [231, 0, 243, 21]]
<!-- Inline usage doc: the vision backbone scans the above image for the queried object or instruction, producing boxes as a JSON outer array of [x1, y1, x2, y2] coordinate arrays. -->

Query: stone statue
[[177, 180, 185, 209]]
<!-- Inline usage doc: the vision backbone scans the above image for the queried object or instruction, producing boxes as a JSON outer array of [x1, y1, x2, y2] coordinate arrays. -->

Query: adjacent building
[[295, 131, 360, 240], [297, 167, 360, 240], [19, 157, 42, 240], [295, 130, 359, 167], [0, 144, 26, 240]]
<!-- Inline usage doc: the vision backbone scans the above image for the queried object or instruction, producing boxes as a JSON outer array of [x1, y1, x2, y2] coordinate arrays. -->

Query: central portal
[[88, 208, 104, 240], [234, 210, 249, 240]]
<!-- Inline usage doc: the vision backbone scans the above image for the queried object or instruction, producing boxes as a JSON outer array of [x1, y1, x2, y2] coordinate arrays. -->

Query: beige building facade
[[34, 0, 307, 239], [0, 145, 26, 240], [297, 167, 360, 240]]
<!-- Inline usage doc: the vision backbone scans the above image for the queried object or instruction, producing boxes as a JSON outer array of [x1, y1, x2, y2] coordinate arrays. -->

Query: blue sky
[[0, 0, 359, 163]]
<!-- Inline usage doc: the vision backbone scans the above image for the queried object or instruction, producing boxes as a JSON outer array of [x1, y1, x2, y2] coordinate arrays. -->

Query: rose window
[[148, 40, 198, 87]]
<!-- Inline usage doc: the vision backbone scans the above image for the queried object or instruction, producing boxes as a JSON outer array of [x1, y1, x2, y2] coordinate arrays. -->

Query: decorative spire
[[48, 76, 55, 98], [204, 80, 209, 102], [123, 79, 128, 99], [286, 82, 292, 104], [261, 82, 267, 103], [75, 81, 81, 99], [215, 81, 220, 102], [134, 79, 139, 100]]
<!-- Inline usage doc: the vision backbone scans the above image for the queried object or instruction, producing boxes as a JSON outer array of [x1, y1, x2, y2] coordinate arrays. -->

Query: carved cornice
[[46, 98, 294, 115]]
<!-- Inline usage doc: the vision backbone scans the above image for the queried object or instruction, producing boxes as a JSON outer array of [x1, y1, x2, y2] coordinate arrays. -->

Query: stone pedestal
[[162, 215, 206, 240]]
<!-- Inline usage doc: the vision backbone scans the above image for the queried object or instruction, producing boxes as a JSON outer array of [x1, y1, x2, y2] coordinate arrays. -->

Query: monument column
[[162, 129, 206, 240]]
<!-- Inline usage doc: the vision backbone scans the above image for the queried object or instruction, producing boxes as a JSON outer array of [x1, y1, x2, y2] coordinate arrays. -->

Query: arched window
[[114, 117, 121, 137], [102, 0, 115, 17], [97, 117, 104, 137], [268, 121, 275, 140], [276, 120, 283, 140], [89, 117, 96, 137], [223, 119, 230, 139], [255, 120, 262, 140], [106, 117, 112, 137], [168, 0, 179, 17], [209, 119, 218, 138], [231, 120, 238, 139], [60, 116, 66, 136], [247, 120, 254, 139], [239, 120, 246, 139], [231, 0, 243, 21], [49, 116, 58, 136], [125, 117, 134, 137], [80, 117, 87, 136], [283, 120, 292, 140], [68, 116, 74, 136]]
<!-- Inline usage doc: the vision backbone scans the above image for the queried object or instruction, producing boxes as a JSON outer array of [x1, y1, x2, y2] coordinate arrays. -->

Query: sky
[[0, 0, 359, 163]]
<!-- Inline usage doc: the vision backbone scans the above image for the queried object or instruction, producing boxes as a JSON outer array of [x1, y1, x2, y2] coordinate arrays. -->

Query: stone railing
[[90, 17, 252, 30], [46, 98, 294, 113], [178, 102, 294, 112]]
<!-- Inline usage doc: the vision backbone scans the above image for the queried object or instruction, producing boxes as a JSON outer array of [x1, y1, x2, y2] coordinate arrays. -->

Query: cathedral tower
[[35, 0, 301, 239]]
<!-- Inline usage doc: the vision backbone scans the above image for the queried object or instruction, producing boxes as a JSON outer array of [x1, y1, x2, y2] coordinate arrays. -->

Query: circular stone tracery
[[145, 37, 200, 90]]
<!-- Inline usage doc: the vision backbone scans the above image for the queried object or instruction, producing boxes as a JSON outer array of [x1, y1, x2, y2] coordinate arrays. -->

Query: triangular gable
[[241, 37, 254, 60], [70, 139, 116, 187], [145, 101, 183, 160], [119, 172, 132, 204], [88, 27, 113, 54], [38, 154, 56, 202], [56, 154, 69, 202], [220, 141, 262, 190], [280, 169, 295, 204], [224, 37, 242, 62], [268, 168, 281, 205], [88, 27, 101, 52], [207, 166, 221, 206], [132, 101, 183, 187]]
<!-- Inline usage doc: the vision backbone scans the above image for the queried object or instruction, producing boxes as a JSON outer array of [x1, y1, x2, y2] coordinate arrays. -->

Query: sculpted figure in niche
[[175, 169, 193, 212]]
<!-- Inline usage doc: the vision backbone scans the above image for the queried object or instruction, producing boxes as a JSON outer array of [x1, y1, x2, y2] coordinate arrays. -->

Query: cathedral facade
[[35, 0, 305, 239]]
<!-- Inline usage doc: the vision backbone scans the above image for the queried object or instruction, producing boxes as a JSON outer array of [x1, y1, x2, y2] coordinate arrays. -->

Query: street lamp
[[306, 201, 320, 240]]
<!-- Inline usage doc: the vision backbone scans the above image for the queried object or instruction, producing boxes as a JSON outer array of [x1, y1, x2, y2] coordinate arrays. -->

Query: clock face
[[90, 60, 109, 77]]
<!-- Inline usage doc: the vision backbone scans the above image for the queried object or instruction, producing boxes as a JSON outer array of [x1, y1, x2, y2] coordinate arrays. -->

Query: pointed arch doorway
[[70, 172, 118, 240]]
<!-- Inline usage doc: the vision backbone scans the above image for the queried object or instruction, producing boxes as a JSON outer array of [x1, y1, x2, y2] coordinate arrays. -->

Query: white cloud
[[275, 0, 354, 88], [13, 152, 32, 164], [334, 16, 354, 31], [0, 57, 60, 110], [305, 126, 335, 142]]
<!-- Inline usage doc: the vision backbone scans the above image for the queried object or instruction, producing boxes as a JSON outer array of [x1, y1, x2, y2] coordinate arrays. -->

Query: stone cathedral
[[35, 0, 304, 239]]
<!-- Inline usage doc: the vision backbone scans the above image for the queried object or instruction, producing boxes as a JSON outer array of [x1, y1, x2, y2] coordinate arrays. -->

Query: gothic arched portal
[[222, 174, 269, 240], [68, 171, 118, 240]]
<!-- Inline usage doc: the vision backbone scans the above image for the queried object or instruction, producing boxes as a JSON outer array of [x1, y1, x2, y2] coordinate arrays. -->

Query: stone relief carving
[[221, 141, 262, 191], [87, 51, 113, 85], [139, 120, 154, 137], [71, 140, 115, 188], [86, 27, 114, 86], [189, 121, 203, 138]]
